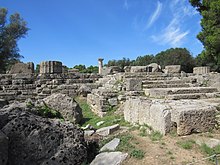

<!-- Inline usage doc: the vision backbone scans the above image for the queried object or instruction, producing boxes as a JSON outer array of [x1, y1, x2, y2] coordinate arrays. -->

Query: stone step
[[142, 80, 185, 85], [144, 87, 218, 98], [143, 83, 190, 89], [166, 92, 220, 100]]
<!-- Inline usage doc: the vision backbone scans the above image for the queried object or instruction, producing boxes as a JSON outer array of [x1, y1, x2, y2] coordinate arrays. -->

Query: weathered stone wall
[[124, 97, 172, 135], [193, 66, 210, 74], [9, 62, 34, 74], [0, 73, 101, 102], [40, 61, 63, 74], [123, 97, 217, 135]]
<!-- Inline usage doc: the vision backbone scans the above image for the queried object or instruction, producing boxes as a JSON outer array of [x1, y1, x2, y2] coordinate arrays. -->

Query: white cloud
[[152, 18, 189, 47], [151, 0, 197, 46], [123, 0, 129, 10], [146, 1, 162, 28]]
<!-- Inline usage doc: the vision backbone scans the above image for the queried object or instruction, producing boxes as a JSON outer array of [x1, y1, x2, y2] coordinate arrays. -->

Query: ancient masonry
[[0, 61, 101, 102], [0, 61, 220, 136]]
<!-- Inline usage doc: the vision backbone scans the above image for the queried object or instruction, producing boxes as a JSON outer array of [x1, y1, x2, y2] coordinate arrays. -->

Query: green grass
[[75, 97, 130, 129], [130, 149, 145, 159], [26, 101, 63, 119], [177, 139, 196, 150], [149, 131, 163, 141], [99, 133, 145, 159], [200, 144, 220, 162]]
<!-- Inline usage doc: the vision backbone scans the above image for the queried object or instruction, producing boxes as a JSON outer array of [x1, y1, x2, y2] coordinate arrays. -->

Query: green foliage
[[200, 144, 220, 155], [107, 57, 133, 69], [105, 48, 195, 73], [26, 101, 63, 119], [75, 97, 130, 129], [0, 8, 29, 73], [154, 48, 195, 73], [149, 131, 163, 141], [177, 139, 196, 150], [130, 149, 145, 159], [73, 64, 98, 73], [133, 54, 154, 66], [35, 64, 40, 73], [37, 105, 63, 119], [190, 0, 220, 72]]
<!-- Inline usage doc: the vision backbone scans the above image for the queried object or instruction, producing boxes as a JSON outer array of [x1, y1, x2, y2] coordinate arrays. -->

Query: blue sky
[[1, 0, 203, 67]]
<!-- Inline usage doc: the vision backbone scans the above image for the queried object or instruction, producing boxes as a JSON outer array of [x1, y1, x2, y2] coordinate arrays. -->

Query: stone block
[[126, 79, 142, 91], [193, 66, 210, 74], [100, 138, 120, 152], [39, 61, 62, 74], [164, 65, 181, 74], [90, 152, 128, 165], [9, 62, 34, 74], [43, 93, 83, 123], [96, 124, 120, 136]]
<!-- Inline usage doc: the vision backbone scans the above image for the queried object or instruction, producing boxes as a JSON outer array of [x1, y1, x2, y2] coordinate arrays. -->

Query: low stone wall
[[0, 73, 101, 102], [124, 96, 217, 135]]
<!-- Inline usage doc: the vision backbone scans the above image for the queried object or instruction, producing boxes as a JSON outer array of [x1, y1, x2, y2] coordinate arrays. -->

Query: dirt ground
[[121, 130, 220, 165]]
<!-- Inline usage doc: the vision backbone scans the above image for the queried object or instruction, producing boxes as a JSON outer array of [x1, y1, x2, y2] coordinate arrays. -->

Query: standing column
[[98, 58, 104, 74]]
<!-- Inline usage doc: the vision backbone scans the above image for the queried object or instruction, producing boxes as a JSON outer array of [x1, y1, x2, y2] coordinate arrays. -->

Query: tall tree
[[190, 0, 220, 71], [0, 8, 28, 73], [154, 48, 195, 73]]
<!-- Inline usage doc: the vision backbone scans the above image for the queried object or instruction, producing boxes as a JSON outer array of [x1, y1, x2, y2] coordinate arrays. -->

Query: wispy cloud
[[123, 0, 129, 10], [146, 1, 162, 28], [152, 18, 189, 46], [151, 0, 197, 46]]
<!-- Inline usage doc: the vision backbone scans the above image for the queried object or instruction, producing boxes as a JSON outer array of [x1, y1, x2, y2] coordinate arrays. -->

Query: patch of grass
[[149, 131, 163, 141], [167, 151, 173, 155], [200, 144, 220, 162], [75, 97, 130, 128], [130, 149, 145, 159], [26, 101, 63, 119], [177, 139, 196, 150]]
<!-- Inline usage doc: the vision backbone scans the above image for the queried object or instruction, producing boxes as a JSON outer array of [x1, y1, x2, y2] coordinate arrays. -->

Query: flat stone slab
[[90, 152, 128, 165], [100, 138, 120, 152], [144, 87, 218, 98], [96, 124, 120, 136], [196, 138, 220, 148]]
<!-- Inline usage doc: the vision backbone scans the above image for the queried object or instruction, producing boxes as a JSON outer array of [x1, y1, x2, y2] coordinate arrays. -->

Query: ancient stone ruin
[[0, 59, 220, 164]]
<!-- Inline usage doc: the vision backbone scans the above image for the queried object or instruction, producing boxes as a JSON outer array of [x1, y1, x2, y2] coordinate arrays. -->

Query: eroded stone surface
[[90, 152, 128, 165], [43, 93, 83, 123], [0, 107, 87, 165], [0, 130, 8, 165]]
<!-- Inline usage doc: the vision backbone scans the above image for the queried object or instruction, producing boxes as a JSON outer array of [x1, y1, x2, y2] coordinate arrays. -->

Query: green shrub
[[130, 149, 145, 159], [37, 105, 63, 119], [149, 131, 163, 141], [177, 139, 195, 150]]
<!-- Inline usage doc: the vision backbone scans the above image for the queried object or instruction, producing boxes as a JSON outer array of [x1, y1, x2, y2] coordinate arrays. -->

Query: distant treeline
[[105, 48, 217, 73]]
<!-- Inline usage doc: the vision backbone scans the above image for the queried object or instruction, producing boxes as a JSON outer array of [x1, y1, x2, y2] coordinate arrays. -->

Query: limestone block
[[90, 152, 128, 165], [148, 63, 161, 72], [43, 93, 83, 123], [126, 79, 142, 91], [130, 66, 147, 73], [100, 138, 120, 152], [193, 66, 210, 74], [39, 61, 62, 74], [9, 62, 34, 74], [164, 65, 181, 74], [96, 124, 120, 136], [108, 98, 118, 106]]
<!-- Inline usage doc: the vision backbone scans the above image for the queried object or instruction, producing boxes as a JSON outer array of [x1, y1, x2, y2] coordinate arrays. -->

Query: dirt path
[[122, 130, 214, 165]]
